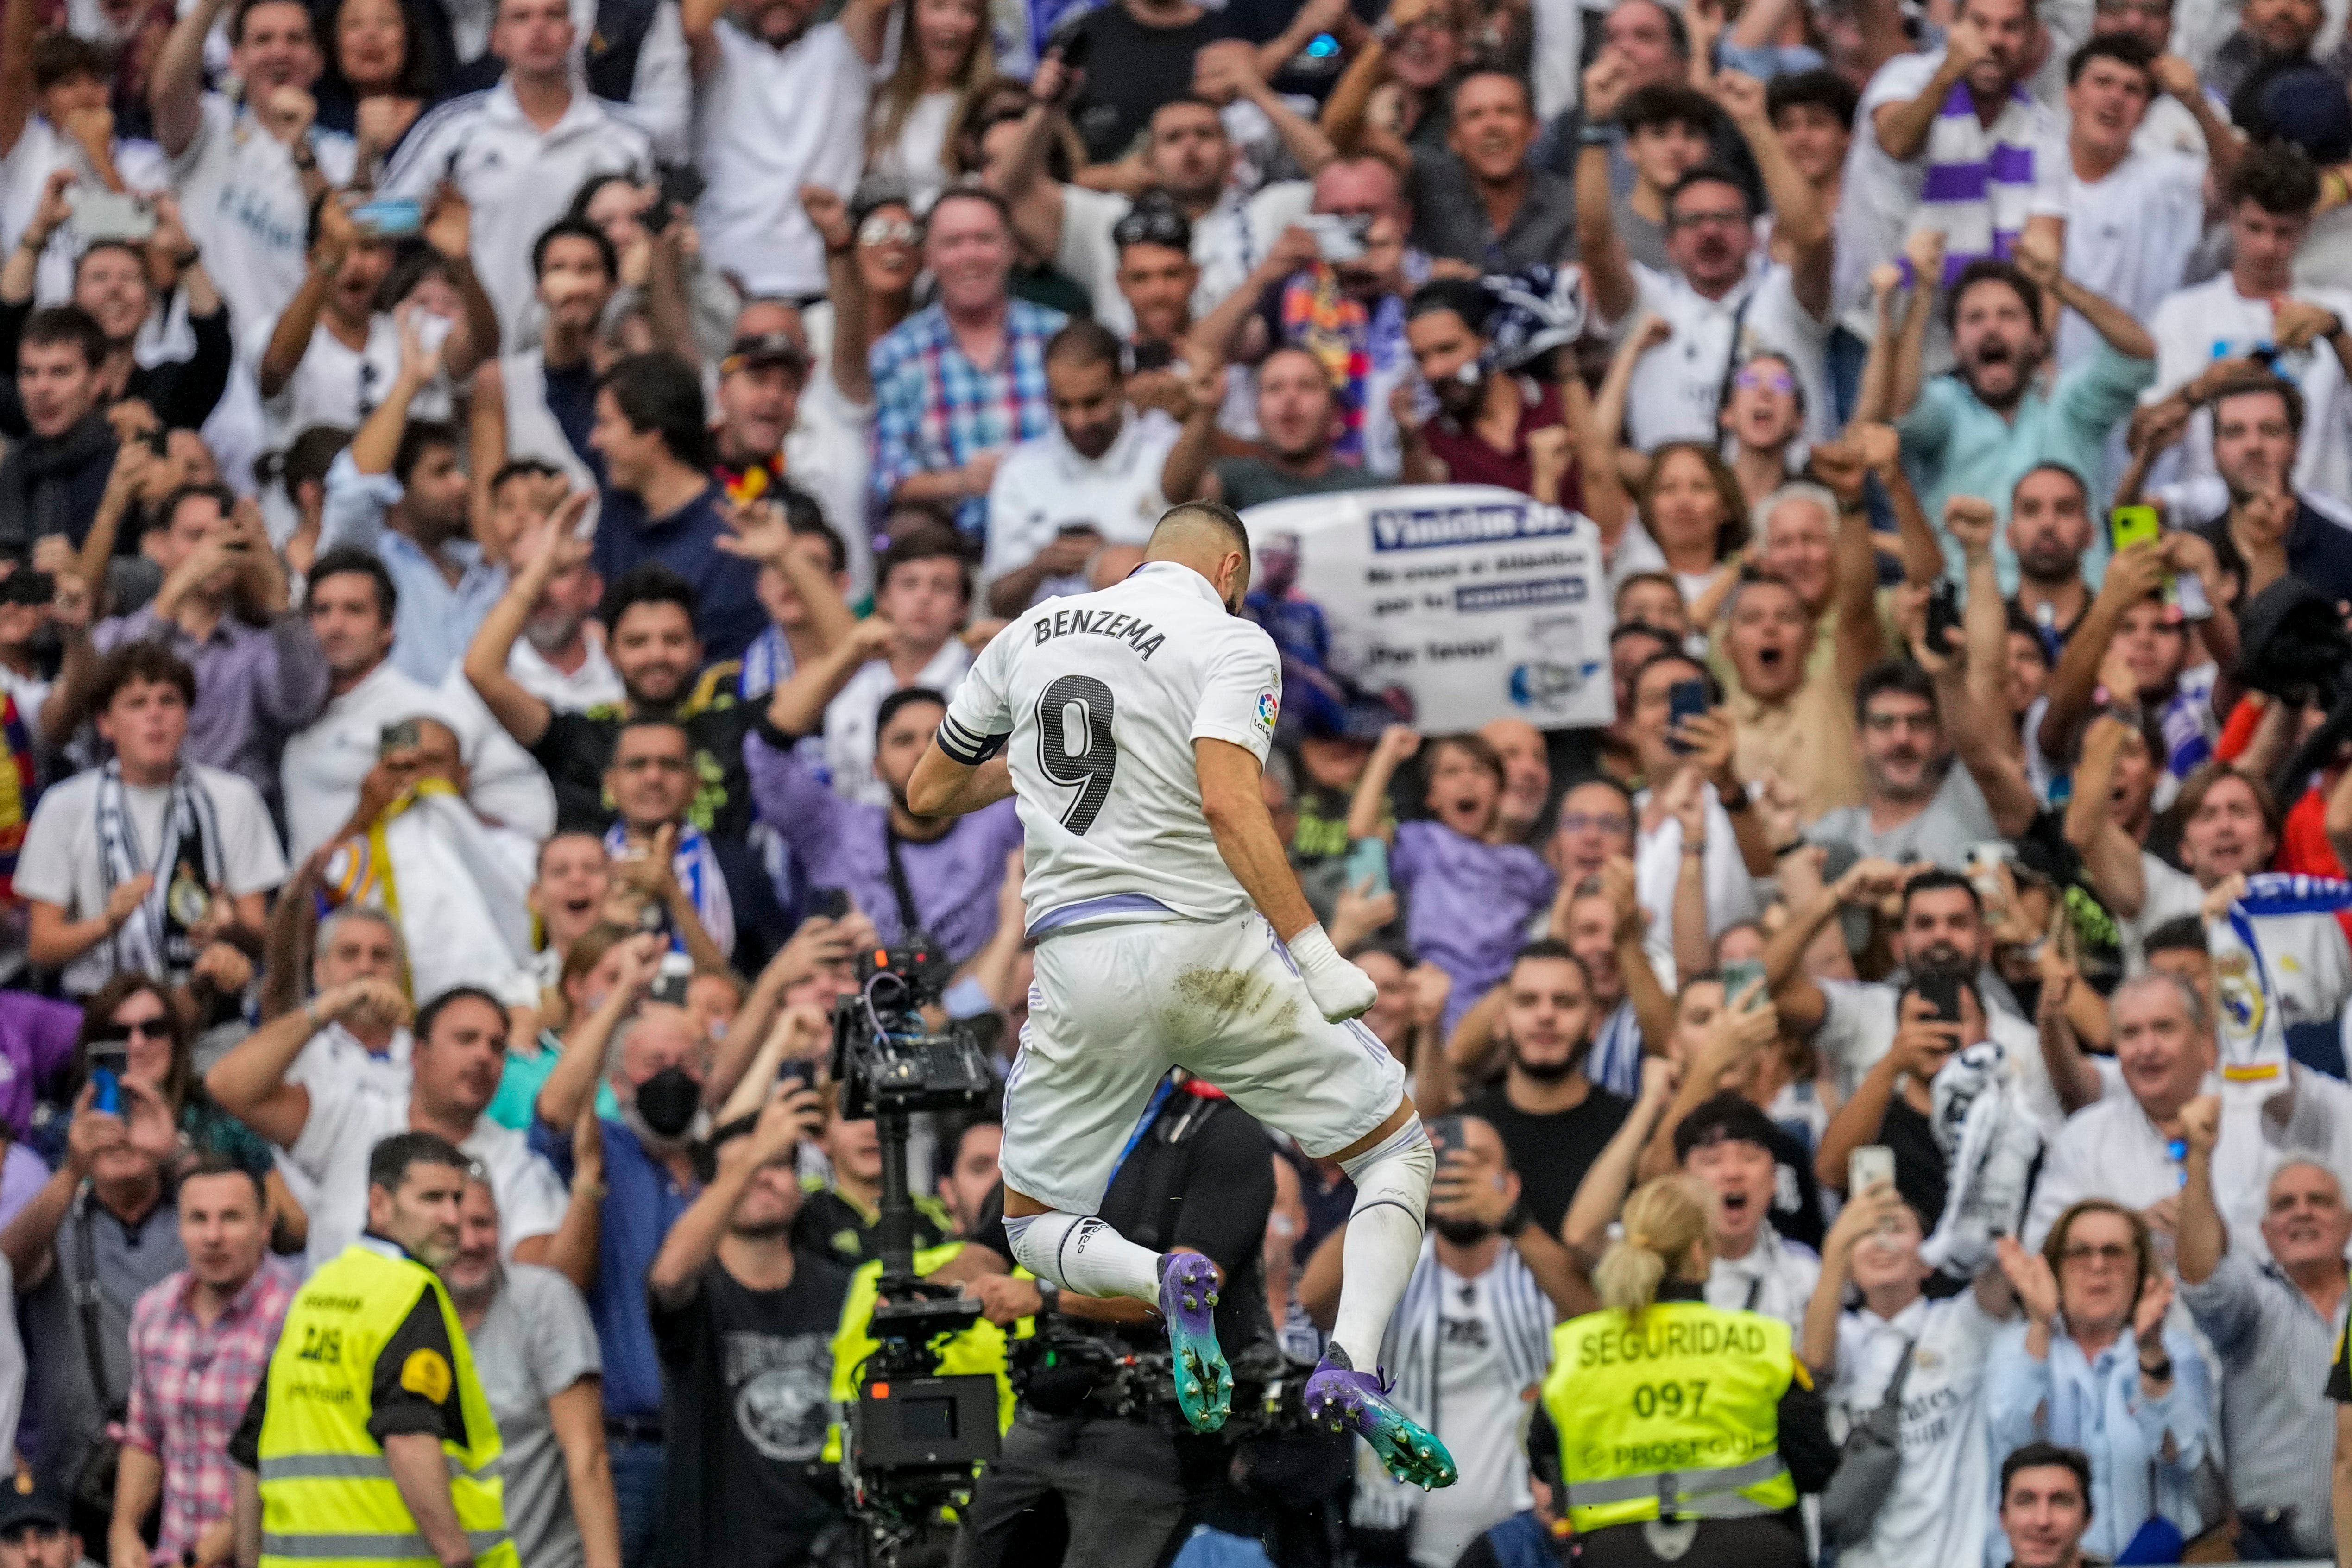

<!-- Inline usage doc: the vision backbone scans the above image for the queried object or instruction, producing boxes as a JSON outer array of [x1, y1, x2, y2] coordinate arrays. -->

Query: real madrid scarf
[[604, 819, 733, 960], [96, 760, 224, 982], [2210, 873, 2352, 1081]]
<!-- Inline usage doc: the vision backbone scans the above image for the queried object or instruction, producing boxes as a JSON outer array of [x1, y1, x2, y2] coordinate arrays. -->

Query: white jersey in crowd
[[938, 558, 1280, 936]]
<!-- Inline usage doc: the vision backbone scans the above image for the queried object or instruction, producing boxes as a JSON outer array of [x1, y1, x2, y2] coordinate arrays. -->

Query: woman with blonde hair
[[1542, 1175, 1833, 1568], [865, 0, 996, 210]]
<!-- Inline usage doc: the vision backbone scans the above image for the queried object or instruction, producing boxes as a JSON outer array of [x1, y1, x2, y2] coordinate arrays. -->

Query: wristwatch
[[2139, 1354, 2174, 1382]]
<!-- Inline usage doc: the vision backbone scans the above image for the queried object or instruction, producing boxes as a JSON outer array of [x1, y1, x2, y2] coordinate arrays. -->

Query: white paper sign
[[1242, 484, 1617, 731]]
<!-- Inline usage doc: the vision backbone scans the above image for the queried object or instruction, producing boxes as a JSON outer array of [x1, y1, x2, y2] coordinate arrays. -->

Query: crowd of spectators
[[0, 0, 2349, 1558]]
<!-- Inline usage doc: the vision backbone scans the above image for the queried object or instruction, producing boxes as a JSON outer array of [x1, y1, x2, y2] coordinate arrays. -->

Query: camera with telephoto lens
[[830, 938, 1000, 1564]]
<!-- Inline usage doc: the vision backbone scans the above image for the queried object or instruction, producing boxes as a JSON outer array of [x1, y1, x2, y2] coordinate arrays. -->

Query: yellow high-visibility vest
[[257, 1240, 518, 1568], [823, 1241, 1033, 1465], [1542, 1299, 1801, 1533]]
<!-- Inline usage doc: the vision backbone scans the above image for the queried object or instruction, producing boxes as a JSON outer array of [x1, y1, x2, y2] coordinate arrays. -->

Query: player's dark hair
[[368, 1130, 472, 1196]]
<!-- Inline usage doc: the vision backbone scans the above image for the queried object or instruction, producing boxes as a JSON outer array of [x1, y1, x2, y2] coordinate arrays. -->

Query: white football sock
[[1003, 1209, 1163, 1303], [1328, 1116, 1435, 1370]]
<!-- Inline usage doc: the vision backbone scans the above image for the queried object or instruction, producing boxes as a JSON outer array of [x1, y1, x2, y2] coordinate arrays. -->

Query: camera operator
[[952, 1072, 1277, 1568]]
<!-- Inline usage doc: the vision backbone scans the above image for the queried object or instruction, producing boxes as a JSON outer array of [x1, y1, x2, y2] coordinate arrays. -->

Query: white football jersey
[[937, 561, 1281, 934]]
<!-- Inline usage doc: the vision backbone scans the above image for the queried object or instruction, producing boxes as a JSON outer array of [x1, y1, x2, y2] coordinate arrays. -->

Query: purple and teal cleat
[[1304, 1347, 1458, 1490], [1157, 1252, 1231, 1432]]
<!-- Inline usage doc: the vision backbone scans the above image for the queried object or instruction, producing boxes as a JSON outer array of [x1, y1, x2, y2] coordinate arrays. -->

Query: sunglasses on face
[[1113, 206, 1190, 250], [97, 1017, 173, 1044], [858, 214, 918, 248]]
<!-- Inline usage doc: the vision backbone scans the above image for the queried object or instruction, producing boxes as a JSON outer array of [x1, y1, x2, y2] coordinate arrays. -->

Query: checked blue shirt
[[869, 297, 1065, 538]]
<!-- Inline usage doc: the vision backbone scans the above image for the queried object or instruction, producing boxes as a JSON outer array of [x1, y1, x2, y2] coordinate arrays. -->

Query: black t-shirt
[[1755, 1118, 1826, 1253], [793, 1184, 953, 1269], [650, 1251, 853, 1568], [1879, 1096, 1948, 1231], [1063, 4, 1240, 162], [530, 696, 758, 839], [1459, 1085, 1632, 1236]]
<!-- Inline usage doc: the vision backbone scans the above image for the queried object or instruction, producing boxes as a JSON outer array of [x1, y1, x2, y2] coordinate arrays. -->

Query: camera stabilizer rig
[[830, 937, 1002, 1566]]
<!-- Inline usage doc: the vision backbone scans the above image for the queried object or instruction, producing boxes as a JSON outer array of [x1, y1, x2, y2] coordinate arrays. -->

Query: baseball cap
[[2253, 65, 2352, 163], [719, 332, 809, 378], [0, 1478, 70, 1537]]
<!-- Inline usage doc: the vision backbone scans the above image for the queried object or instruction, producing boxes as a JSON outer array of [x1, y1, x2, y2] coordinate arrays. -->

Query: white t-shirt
[[171, 96, 358, 346], [1406, 1259, 1539, 1568], [791, 301, 876, 596], [939, 558, 1281, 933], [0, 119, 171, 304], [2057, 151, 2204, 379], [507, 630, 625, 714], [981, 409, 1179, 605], [286, 1084, 566, 1273], [1621, 260, 1832, 450], [821, 637, 971, 809], [692, 17, 892, 300], [248, 311, 453, 457], [1630, 782, 1759, 965], [1813, 976, 2082, 1138], [279, 658, 555, 862], [1703, 1224, 1820, 1334], [1830, 1292, 2000, 1568], [2143, 274, 2352, 502], [864, 89, 957, 214], [14, 764, 289, 995], [379, 79, 655, 342], [1058, 180, 1315, 340]]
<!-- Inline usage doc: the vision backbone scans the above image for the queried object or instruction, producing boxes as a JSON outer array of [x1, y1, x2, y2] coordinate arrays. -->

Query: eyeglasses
[[1670, 208, 1748, 232], [1734, 367, 1795, 394], [858, 214, 918, 249], [1559, 811, 1632, 836], [2060, 1242, 2135, 1266], [98, 1017, 174, 1044]]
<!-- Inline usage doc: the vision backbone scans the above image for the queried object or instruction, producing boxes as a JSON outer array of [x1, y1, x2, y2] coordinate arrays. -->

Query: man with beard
[[997, 75, 1324, 336], [320, 310, 504, 686], [1807, 661, 2002, 871], [1885, 252, 2155, 574], [983, 322, 1182, 615], [2208, 0, 2323, 116], [1192, 157, 1419, 477], [208, 982, 567, 1273], [870, 188, 1065, 537], [2007, 464, 2096, 654], [646, 1083, 845, 1568], [2055, 39, 2203, 386], [2183, 371, 2352, 605], [748, 622, 1022, 962], [1767, 864, 2078, 1135], [1164, 346, 1377, 508], [469, 520, 760, 845], [1399, 278, 1579, 503], [1453, 941, 1631, 1235], [2143, 145, 2352, 505], [1579, 68, 1835, 450]]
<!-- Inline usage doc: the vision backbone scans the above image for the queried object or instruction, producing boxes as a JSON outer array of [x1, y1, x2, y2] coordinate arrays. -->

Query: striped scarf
[[2212, 874, 2352, 1081], [605, 820, 734, 960], [737, 624, 796, 702], [1583, 999, 1646, 1100], [1906, 78, 2047, 285], [96, 760, 224, 982], [1352, 1235, 1553, 1532]]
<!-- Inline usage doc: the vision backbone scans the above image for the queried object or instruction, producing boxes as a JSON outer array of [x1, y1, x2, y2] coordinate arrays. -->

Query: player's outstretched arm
[[906, 745, 1014, 820], [1197, 738, 1375, 1022]]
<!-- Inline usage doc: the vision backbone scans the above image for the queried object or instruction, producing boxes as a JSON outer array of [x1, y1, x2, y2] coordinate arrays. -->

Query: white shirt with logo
[[981, 409, 1179, 607], [1830, 1292, 1999, 1568]]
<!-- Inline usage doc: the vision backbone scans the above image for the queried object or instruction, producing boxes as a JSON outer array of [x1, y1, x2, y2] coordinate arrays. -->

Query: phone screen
[[1666, 679, 1709, 752], [1913, 972, 1964, 1025]]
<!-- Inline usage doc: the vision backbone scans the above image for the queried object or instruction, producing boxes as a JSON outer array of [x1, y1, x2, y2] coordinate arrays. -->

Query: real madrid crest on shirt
[[167, 867, 211, 931]]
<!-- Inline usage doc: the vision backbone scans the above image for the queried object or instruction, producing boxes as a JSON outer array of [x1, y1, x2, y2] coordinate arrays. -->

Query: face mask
[[633, 1065, 702, 1140]]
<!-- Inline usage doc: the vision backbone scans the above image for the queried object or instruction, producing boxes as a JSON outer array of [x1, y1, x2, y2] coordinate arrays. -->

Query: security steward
[[251, 1132, 517, 1568], [1542, 1174, 1834, 1568]]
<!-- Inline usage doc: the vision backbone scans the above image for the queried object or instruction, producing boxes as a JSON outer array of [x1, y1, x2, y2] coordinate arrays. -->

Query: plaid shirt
[[869, 297, 1065, 537], [119, 1263, 295, 1564]]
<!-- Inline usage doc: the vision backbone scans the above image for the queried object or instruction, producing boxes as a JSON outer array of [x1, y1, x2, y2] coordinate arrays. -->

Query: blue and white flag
[[2211, 874, 2352, 1081]]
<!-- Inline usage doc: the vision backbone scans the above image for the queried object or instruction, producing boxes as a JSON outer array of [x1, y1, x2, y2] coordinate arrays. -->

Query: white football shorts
[[997, 912, 1408, 1215]]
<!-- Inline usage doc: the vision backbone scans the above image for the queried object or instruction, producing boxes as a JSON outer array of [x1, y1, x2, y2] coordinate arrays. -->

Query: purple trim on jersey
[[1027, 893, 1178, 939]]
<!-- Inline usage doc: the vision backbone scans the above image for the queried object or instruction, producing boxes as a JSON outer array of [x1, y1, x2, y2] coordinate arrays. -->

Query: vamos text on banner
[[1241, 485, 1617, 730]]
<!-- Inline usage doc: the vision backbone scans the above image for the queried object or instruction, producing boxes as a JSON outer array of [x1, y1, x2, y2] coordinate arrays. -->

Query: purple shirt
[[1392, 819, 1555, 1035], [92, 608, 329, 806], [745, 728, 1022, 963], [0, 992, 81, 1139]]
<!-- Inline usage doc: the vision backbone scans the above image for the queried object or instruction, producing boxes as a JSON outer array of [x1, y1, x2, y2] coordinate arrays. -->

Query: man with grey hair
[[2028, 970, 2352, 1252], [2178, 1089, 2352, 1559]]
